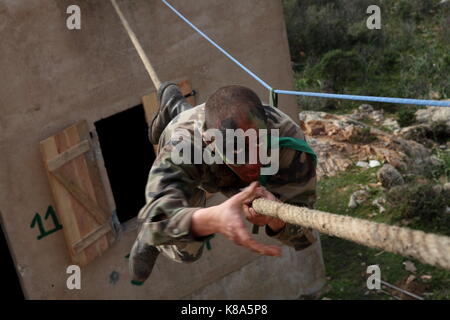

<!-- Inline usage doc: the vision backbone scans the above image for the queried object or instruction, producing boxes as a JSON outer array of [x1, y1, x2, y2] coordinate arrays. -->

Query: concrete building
[[0, 0, 326, 299]]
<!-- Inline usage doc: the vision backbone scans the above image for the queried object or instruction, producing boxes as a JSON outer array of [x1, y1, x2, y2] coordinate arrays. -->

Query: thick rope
[[253, 199, 450, 271], [111, 0, 161, 88]]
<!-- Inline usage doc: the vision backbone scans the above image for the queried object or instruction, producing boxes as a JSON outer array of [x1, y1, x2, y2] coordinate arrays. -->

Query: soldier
[[129, 83, 318, 285]]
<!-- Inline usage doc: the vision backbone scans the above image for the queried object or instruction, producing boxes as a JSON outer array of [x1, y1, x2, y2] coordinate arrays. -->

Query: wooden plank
[[40, 121, 113, 267], [41, 135, 81, 263], [65, 122, 111, 262], [47, 140, 90, 172], [72, 223, 111, 255], [142, 92, 159, 125], [51, 171, 108, 226], [74, 122, 113, 253], [177, 79, 196, 106]]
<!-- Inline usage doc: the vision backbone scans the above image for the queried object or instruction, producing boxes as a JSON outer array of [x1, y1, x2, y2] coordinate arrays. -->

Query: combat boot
[[148, 82, 193, 144], [129, 237, 160, 285]]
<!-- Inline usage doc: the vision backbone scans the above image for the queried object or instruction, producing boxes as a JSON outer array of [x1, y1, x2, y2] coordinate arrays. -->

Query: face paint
[[218, 112, 268, 182]]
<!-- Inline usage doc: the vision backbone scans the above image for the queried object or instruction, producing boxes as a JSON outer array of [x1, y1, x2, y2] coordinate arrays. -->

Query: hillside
[[283, 0, 450, 300]]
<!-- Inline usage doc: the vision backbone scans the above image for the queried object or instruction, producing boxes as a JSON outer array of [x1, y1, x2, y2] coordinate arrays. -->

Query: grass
[[314, 166, 450, 300]]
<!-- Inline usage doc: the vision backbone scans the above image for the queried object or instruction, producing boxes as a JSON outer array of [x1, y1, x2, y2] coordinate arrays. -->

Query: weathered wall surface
[[0, 0, 326, 299]]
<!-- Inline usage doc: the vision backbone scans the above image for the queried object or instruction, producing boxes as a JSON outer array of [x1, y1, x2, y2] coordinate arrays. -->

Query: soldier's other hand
[[215, 182, 282, 257]]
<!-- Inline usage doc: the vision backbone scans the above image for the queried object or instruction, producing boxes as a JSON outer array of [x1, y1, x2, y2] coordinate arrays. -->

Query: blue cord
[[274, 90, 450, 107], [161, 0, 450, 108]]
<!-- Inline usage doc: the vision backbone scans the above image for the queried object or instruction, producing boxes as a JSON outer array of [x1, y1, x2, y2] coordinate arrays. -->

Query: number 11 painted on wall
[[30, 206, 63, 240]]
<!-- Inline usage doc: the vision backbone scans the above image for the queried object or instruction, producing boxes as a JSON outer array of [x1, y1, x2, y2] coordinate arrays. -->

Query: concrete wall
[[0, 0, 326, 299]]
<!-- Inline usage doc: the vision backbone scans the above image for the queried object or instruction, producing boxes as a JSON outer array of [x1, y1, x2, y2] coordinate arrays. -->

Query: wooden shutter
[[40, 121, 114, 267], [142, 80, 196, 152]]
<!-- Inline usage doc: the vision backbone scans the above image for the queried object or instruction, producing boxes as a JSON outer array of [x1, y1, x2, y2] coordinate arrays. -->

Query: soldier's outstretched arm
[[191, 182, 281, 257]]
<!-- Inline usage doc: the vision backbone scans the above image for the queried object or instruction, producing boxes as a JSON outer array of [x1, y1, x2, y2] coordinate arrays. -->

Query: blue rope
[[274, 90, 450, 107], [161, 0, 450, 108]]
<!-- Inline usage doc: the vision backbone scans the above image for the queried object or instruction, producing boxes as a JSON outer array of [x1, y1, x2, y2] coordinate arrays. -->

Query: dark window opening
[[1, 223, 24, 299], [95, 104, 156, 223]]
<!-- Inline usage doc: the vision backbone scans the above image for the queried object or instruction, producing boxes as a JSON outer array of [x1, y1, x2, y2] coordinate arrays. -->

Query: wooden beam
[[47, 140, 90, 172], [72, 223, 112, 255]]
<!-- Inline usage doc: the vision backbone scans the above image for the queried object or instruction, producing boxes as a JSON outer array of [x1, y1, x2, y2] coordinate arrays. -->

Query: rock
[[377, 164, 405, 189], [348, 189, 370, 209], [405, 275, 416, 285], [298, 111, 433, 178], [368, 182, 382, 188], [382, 118, 400, 131], [427, 155, 443, 167], [350, 104, 384, 123], [349, 112, 363, 121], [415, 105, 450, 134], [369, 160, 381, 168], [444, 183, 450, 192], [432, 184, 443, 196], [356, 161, 369, 168], [371, 110, 384, 123], [420, 275, 432, 281], [348, 197, 358, 209], [396, 124, 432, 144], [359, 104, 374, 113], [299, 111, 332, 123], [403, 261, 417, 273], [372, 197, 386, 214]]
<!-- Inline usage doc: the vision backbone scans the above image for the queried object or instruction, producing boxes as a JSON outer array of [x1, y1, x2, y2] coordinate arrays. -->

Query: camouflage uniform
[[135, 102, 318, 264]]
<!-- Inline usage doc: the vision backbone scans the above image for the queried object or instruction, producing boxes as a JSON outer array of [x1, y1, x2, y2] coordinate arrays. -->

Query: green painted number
[[30, 206, 63, 240]]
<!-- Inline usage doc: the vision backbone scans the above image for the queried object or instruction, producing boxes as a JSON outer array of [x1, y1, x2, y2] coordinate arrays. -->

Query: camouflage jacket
[[137, 103, 318, 253]]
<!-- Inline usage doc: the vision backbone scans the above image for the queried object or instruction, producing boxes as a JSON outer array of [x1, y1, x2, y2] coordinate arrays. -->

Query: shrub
[[397, 109, 417, 127], [312, 49, 365, 91], [386, 183, 450, 235]]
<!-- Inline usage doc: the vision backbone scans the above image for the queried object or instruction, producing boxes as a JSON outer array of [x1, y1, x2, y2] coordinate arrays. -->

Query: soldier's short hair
[[205, 85, 267, 130]]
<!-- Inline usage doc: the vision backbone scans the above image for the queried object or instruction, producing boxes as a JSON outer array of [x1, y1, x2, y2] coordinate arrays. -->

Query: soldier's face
[[225, 115, 266, 183]]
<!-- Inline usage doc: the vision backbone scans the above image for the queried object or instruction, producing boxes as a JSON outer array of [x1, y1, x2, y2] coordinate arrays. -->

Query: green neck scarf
[[258, 136, 317, 186]]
